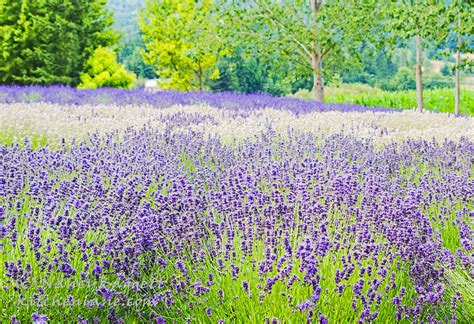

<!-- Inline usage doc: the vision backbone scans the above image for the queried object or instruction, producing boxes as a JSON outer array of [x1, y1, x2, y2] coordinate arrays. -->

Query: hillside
[[107, 0, 145, 40]]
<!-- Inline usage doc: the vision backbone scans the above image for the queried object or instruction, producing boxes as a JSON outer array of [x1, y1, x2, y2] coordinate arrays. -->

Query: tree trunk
[[415, 35, 423, 112], [310, 0, 324, 102], [454, 37, 461, 115], [312, 53, 324, 102], [198, 65, 204, 91]]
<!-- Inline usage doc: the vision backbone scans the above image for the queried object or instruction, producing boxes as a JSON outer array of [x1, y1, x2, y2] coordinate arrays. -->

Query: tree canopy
[[79, 47, 136, 89], [0, 0, 118, 86], [0, 0, 471, 109], [140, 0, 223, 91], [221, 0, 382, 101]]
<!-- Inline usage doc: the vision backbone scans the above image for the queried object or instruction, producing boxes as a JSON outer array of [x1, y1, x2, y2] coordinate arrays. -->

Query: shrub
[[379, 67, 416, 91], [78, 47, 136, 89], [424, 75, 454, 90], [440, 63, 452, 76]]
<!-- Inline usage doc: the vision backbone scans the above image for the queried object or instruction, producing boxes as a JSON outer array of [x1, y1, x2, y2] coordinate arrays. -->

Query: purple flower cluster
[[1, 115, 472, 322], [0, 85, 398, 114]]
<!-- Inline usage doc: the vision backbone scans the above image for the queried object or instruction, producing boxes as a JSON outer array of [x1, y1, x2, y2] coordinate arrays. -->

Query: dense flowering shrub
[[1, 102, 472, 148], [78, 48, 136, 89]]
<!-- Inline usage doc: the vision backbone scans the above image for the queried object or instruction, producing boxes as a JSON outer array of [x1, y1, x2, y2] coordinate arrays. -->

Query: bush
[[424, 75, 454, 90], [291, 88, 313, 100], [379, 67, 416, 91], [440, 64, 452, 76], [378, 67, 454, 92], [79, 47, 136, 89]]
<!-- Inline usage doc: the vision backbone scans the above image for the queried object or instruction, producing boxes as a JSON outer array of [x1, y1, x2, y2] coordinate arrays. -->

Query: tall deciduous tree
[[384, 0, 445, 112], [224, 0, 380, 102], [0, 0, 117, 86], [140, 0, 222, 91]]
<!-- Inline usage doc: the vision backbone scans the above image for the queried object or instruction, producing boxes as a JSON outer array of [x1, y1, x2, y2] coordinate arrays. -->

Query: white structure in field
[[144, 79, 158, 92]]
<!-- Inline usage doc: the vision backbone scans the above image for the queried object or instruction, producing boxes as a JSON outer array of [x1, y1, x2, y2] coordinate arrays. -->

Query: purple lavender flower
[[32, 313, 49, 324]]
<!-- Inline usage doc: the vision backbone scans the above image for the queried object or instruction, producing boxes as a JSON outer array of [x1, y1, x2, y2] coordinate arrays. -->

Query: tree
[[209, 59, 239, 92], [440, 63, 452, 77], [444, 0, 473, 115], [340, 45, 397, 86], [118, 37, 156, 79], [78, 47, 136, 89], [208, 46, 302, 96], [0, 0, 117, 86], [107, 0, 144, 42], [139, 0, 222, 91], [384, 1, 445, 112], [224, 0, 380, 102], [107, 0, 156, 79]]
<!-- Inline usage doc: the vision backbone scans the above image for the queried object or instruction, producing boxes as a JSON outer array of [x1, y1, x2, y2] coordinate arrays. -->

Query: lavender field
[[1, 87, 473, 323]]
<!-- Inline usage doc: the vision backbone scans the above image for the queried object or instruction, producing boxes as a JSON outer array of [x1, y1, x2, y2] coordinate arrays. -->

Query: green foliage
[[208, 59, 239, 93], [107, 0, 144, 41], [107, 0, 155, 79], [78, 47, 135, 89], [117, 37, 156, 79], [222, 0, 382, 100], [423, 75, 455, 90], [0, 0, 118, 86], [441, 63, 452, 76], [379, 67, 416, 91], [339, 45, 398, 86], [208, 47, 311, 97], [444, 0, 473, 55], [233, 54, 278, 95], [378, 68, 455, 92], [384, 1, 446, 43], [140, 0, 223, 91]]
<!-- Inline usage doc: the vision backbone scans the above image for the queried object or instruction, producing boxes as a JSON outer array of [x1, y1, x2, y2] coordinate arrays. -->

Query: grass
[[291, 84, 474, 115], [0, 129, 50, 149]]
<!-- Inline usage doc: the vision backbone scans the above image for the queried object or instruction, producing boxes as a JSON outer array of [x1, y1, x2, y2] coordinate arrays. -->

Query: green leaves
[[78, 47, 136, 89], [383, 0, 450, 45], [0, 0, 118, 86], [140, 0, 223, 91], [220, 0, 380, 100]]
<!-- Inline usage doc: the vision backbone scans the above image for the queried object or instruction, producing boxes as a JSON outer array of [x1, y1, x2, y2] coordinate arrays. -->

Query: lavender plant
[[0, 87, 472, 323], [1, 128, 472, 322]]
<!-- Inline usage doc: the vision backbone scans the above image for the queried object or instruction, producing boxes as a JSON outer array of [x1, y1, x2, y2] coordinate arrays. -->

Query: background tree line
[[136, 0, 471, 112], [1, 0, 472, 113]]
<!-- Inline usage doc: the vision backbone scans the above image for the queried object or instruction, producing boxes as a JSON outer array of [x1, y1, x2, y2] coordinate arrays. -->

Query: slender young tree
[[384, 0, 445, 112], [445, 0, 473, 115]]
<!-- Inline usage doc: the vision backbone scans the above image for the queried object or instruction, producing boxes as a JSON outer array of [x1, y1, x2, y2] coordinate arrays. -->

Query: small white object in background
[[144, 79, 158, 92]]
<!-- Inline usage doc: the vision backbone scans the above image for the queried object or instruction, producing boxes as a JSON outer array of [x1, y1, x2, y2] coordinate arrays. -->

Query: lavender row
[[2, 103, 472, 149], [0, 85, 397, 114]]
